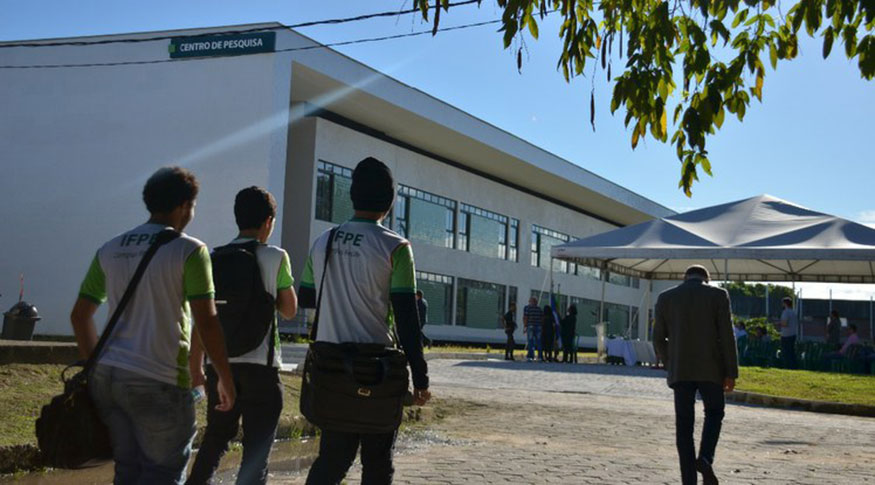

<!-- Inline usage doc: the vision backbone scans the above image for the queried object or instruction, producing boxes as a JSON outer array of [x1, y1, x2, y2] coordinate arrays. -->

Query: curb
[[0, 341, 78, 365], [726, 391, 875, 418]]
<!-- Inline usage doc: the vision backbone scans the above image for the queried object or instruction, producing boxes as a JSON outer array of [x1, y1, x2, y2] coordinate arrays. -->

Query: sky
[[3, 1, 875, 300]]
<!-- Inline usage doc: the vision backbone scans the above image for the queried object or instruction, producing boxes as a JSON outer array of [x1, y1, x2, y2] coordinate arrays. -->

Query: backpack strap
[[84, 229, 180, 374], [309, 227, 338, 341]]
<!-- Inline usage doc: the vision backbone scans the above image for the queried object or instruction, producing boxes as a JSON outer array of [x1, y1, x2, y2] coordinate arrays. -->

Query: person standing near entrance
[[826, 310, 841, 350], [523, 297, 542, 361], [778, 297, 799, 369], [300, 157, 430, 485], [503, 302, 517, 360], [187, 187, 298, 485], [654, 265, 738, 485]]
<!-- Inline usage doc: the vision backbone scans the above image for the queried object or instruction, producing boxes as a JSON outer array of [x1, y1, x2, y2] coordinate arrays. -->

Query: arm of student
[[190, 299, 235, 411], [184, 246, 234, 411], [275, 251, 297, 320], [72, 252, 106, 360], [389, 243, 429, 403], [70, 298, 99, 360], [189, 330, 206, 388]]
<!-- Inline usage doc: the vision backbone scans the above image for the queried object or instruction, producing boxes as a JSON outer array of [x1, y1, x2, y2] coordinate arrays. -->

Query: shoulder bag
[[299, 227, 411, 434], [35, 229, 180, 468]]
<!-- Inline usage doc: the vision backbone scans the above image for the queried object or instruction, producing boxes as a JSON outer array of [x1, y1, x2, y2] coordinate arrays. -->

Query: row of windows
[[316, 160, 637, 287], [414, 270, 639, 337]]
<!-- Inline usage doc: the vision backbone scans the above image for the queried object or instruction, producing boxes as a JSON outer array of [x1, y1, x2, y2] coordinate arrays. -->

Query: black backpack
[[211, 240, 276, 358]]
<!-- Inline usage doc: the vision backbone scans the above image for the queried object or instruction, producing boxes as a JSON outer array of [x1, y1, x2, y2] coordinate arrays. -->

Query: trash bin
[[2, 301, 40, 340]]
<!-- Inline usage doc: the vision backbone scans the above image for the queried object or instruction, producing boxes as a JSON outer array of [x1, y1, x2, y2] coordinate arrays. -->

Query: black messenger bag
[[299, 227, 411, 433], [35, 230, 180, 468]]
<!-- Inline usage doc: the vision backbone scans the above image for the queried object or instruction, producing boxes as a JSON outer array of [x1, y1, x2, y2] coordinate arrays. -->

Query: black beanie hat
[[350, 157, 395, 212]]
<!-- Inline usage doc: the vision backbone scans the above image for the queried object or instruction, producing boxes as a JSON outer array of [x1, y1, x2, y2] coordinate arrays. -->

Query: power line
[[0, 19, 501, 69], [0, 0, 481, 49]]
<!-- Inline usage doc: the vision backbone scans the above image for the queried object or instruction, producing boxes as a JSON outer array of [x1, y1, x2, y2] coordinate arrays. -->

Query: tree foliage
[[722, 280, 795, 298], [414, 0, 875, 196]]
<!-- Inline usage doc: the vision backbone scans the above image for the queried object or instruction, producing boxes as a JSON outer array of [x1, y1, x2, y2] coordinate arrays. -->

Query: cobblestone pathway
[[274, 359, 875, 485]]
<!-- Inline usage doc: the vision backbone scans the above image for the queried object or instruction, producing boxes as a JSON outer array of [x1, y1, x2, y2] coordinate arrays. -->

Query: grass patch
[[0, 364, 66, 447], [0, 363, 308, 448], [736, 367, 875, 407]]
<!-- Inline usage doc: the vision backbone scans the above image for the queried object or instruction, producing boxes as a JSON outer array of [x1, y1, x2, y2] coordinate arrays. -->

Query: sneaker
[[696, 458, 718, 485]]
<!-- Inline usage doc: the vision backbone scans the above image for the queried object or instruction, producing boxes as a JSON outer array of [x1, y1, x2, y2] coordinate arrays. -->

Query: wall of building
[[296, 116, 654, 345], [0, 42, 291, 334]]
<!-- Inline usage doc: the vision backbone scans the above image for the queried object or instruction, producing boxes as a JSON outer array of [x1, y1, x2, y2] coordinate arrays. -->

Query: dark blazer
[[653, 278, 739, 387]]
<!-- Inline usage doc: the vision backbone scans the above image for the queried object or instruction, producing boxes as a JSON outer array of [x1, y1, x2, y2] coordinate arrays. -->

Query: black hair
[[849, 323, 857, 332], [234, 186, 277, 230], [684, 264, 710, 281], [567, 304, 577, 315], [142, 166, 199, 214], [415, 290, 423, 297], [782, 297, 793, 308]]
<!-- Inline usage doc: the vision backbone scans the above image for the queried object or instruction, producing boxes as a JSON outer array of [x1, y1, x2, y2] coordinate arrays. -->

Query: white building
[[0, 23, 674, 346]]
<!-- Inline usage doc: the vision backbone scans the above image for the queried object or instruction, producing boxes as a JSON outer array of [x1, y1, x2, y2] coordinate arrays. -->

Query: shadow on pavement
[[450, 360, 668, 380]]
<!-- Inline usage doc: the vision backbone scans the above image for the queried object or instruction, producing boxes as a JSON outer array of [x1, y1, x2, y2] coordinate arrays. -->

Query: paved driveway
[[274, 359, 875, 484]]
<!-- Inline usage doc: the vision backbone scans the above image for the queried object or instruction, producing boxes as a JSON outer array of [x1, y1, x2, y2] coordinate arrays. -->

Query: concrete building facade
[[0, 23, 673, 345]]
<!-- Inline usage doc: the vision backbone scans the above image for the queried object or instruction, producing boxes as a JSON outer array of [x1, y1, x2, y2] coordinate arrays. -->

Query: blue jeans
[[187, 364, 283, 485], [90, 364, 196, 485], [672, 381, 725, 485], [526, 326, 542, 360]]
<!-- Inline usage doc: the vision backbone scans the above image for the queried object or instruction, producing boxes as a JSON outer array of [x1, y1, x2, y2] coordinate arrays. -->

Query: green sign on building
[[169, 32, 276, 59]]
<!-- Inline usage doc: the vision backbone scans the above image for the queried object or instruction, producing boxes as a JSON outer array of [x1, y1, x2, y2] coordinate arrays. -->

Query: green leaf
[[714, 107, 725, 128], [528, 17, 540, 39], [823, 27, 835, 58], [658, 78, 669, 100], [732, 9, 749, 28], [631, 126, 641, 149], [769, 42, 778, 68]]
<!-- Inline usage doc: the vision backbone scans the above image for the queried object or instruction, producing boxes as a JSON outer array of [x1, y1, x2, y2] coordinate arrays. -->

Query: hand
[[215, 376, 236, 412], [412, 388, 431, 406], [723, 377, 736, 393]]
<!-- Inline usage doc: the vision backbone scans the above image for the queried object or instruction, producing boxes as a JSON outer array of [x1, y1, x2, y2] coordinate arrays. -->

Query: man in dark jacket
[[654, 265, 738, 485]]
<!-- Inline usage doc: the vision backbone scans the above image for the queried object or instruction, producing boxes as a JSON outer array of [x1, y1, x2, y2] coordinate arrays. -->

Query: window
[[531, 225, 570, 273], [608, 272, 640, 289], [394, 186, 455, 248], [577, 264, 602, 281], [570, 296, 601, 337], [415, 271, 453, 326], [315, 161, 354, 223], [508, 219, 519, 262], [458, 204, 517, 260], [604, 302, 632, 337], [456, 278, 506, 329]]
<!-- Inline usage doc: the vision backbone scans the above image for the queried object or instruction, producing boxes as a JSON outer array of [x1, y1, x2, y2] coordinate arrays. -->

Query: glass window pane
[[417, 276, 453, 326], [409, 198, 450, 247], [330, 175, 354, 223], [469, 213, 503, 258], [315, 172, 332, 221], [456, 279, 505, 329]]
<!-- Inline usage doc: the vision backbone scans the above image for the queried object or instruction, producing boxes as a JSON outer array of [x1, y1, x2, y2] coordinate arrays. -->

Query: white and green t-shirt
[[222, 238, 294, 368], [301, 218, 416, 345], [79, 223, 214, 388]]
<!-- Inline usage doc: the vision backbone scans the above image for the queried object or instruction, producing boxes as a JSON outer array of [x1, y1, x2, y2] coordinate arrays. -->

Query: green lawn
[[736, 367, 875, 407], [0, 364, 306, 448]]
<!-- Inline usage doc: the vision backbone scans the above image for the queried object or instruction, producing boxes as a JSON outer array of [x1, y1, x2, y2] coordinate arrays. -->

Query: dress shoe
[[696, 458, 718, 485]]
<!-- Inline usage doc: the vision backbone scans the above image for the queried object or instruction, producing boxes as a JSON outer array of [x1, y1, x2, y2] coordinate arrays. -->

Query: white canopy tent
[[551, 194, 875, 342], [552, 194, 875, 283]]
